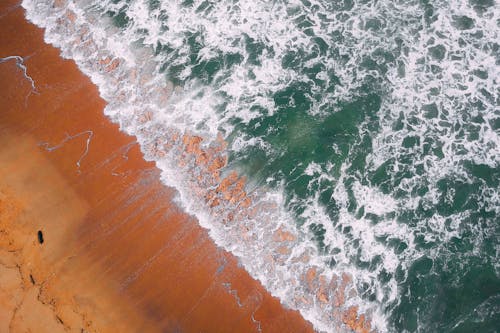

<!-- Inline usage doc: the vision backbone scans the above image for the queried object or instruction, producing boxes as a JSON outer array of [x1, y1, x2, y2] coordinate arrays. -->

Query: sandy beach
[[0, 1, 315, 332]]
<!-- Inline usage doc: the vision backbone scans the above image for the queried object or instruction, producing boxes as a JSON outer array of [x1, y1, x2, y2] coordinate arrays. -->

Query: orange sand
[[0, 1, 315, 332]]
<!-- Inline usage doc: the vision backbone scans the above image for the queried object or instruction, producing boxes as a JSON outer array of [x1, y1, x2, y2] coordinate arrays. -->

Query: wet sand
[[0, 2, 315, 332]]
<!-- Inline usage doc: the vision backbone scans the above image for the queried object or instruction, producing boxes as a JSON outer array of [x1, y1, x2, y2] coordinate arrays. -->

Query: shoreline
[[17, 0, 377, 331], [0, 2, 314, 332]]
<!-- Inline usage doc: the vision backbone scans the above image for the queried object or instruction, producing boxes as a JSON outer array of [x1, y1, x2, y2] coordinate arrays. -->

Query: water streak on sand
[[0, 55, 38, 103], [38, 130, 94, 171], [251, 309, 263, 333], [222, 282, 243, 307]]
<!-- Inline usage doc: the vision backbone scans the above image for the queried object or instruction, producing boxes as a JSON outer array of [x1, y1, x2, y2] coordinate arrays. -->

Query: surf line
[[18, 1, 379, 330]]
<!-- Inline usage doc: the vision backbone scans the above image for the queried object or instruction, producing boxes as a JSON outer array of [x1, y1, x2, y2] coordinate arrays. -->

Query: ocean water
[[22, 0, 499, 332]]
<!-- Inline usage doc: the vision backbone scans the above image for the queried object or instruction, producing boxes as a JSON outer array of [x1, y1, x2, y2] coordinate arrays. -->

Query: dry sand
[[0, 1, 314, 332]]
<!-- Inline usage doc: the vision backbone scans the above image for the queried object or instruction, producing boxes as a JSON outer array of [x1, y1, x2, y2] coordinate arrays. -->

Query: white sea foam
[[22, 0, 499, 332]]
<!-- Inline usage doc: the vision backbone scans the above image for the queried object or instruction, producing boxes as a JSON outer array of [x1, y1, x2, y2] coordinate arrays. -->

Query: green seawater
[[224, 72, 500, 333], [103, 0, 500, 331]]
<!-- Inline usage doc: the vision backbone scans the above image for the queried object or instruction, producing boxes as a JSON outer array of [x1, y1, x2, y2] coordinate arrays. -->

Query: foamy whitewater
[[23, 0, 499, 332]]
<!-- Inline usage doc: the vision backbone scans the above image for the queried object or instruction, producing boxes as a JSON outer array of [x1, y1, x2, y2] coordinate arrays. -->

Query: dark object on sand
[[37, 230, 44, 244]]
